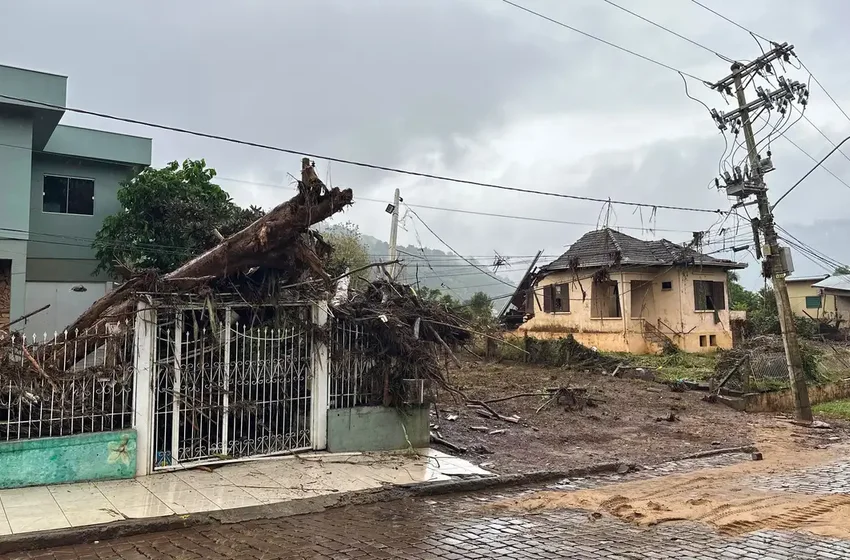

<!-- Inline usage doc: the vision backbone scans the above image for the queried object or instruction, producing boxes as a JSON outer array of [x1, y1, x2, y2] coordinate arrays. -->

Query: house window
[[591, 280, 621, 318], [661, 281, 673, 291], [693, 280, 726, 311], [43, 175, 95, 216], [543, 283, 570, 313], [709, 335, 717, 347], [805, 296, 822, 309], [699, 335, 707, 347]]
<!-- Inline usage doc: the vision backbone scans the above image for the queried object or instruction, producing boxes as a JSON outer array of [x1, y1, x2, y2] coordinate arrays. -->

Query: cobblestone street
[[8, 452, 850, 559]]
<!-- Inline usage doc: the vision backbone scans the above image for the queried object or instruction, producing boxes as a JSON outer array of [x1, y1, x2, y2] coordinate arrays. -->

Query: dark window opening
[[43, 175, 94, 215], [709, 335, 717, 347], [694, 280, 726, 311], [699, 335, 707, 347], [543, 283, 570, 313], [661, 281, 673, 291]]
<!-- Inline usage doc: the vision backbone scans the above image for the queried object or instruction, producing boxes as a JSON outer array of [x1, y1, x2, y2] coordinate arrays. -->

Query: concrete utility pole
[[387, 188, 401, 280], [709, 43, 812, 422]]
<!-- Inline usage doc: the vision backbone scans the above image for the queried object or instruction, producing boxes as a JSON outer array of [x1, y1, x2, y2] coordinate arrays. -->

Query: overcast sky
[[3, 0, 850, 290]]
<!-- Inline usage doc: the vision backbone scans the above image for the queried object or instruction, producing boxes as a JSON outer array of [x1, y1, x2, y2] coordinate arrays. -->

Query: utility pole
[[709, 43, 813, 422], [387, 188, 401, 280]]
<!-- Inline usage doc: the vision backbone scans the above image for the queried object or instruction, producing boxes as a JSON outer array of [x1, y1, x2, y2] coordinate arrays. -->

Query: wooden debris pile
[[330, 280, 472, 406], [1, 157, 479, 437]]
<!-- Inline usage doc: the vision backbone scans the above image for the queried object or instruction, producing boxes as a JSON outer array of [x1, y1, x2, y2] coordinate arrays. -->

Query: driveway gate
[[150, 305, 314, 470]]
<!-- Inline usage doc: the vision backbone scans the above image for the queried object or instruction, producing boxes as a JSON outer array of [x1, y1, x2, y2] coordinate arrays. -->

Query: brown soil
[[491, 425, 850, 540], [434, 360, 836, 474]]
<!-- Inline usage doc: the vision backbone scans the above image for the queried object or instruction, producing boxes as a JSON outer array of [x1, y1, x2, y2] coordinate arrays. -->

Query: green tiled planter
[[0, 430, 136, 489]]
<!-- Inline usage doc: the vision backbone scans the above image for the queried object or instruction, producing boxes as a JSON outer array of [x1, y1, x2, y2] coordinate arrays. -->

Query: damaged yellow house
[[508, 228, 746, 354]]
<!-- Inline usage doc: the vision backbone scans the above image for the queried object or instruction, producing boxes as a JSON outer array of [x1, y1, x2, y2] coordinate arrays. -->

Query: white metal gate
[[151, 305, 314, 470]]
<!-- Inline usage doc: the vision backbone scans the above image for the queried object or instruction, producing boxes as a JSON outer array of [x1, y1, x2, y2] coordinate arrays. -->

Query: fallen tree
[[62, 159, 352, 340]]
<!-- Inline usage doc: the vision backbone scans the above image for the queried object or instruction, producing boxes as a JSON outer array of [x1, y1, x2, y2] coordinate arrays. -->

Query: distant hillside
[[361, 233, 515, 302]]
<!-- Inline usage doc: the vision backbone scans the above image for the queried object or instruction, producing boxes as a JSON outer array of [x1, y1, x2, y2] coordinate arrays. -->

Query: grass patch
[[606, 351, 719, 382], [813, 399, 850, 420]]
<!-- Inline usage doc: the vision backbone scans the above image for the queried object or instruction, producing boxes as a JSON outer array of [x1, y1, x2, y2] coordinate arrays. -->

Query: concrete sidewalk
[[0, 449, 489, 536]]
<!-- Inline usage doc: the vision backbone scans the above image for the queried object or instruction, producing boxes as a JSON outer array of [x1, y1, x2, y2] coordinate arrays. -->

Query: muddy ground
[[492, 421, 850, 540], [432, 360, 844, 474]]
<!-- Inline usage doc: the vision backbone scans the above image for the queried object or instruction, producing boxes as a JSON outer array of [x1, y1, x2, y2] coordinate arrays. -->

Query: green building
[[0, 64, 151, 334]]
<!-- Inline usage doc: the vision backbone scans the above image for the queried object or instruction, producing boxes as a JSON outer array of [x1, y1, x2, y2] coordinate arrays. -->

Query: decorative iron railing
[[0, 323, 135, 441]]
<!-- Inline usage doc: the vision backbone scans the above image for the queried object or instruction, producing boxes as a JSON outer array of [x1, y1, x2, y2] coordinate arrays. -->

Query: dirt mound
[[491, 427, 850, 539]]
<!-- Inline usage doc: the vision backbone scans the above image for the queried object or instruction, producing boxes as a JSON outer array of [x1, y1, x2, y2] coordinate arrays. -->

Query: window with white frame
[[43, 175, 95, 216]]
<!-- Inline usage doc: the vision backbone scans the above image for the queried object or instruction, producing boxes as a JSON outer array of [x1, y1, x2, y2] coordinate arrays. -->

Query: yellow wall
[[518, 267, 733, 354], [785, 281, 837, 319]]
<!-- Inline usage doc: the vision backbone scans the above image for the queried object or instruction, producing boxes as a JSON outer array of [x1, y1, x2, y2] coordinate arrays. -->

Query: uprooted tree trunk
[[56, 159, 352, 365]]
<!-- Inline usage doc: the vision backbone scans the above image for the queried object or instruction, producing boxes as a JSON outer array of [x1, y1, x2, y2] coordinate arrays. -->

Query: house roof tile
[[541, 228, 745, 272]]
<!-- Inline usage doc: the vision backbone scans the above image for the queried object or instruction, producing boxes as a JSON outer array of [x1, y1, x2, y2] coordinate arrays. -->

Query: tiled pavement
[[0, 449, 488, 536], [10, 452, 850, 559]]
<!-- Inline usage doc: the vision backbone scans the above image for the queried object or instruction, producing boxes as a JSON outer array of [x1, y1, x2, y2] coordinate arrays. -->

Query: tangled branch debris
[[2, 159, 481, 438]]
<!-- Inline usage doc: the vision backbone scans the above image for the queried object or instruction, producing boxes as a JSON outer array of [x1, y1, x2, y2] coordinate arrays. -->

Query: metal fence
[[328, 317, 382, 408], [0, 323, 135, 441], [151, 305, 314, 470]]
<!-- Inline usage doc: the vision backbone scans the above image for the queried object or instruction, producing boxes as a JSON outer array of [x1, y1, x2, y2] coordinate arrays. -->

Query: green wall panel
[[0, 430, 136, 489], [327, 406, 430, 453]]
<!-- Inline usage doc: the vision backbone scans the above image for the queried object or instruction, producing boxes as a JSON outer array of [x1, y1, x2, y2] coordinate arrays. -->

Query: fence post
[[310, 302, 329, 450], [132, 301, 156, 477]]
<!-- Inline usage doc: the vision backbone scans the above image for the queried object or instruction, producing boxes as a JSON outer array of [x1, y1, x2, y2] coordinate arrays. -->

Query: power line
[[405, 206, 516, 289], [800, 60, 850, 127], [687, 0, 850, 164], [773, 134, 850, 209], [775, 224, 850, 272], [217, 175, 700, 233], [797, 107, 850, 165], [773, 131, 850, 193], [598, 0, 733, 62], [500, 0, 710, 82], [686, 0, 772, 44], [0, 92, 724, 216]]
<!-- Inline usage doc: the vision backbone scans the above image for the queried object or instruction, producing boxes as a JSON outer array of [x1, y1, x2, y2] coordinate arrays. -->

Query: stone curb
[[0, 447, 758, 555]]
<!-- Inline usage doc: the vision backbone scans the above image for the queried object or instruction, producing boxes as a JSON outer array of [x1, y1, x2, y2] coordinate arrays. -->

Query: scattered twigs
[[484, 392, 550, 404], [424, 319, 528, 355], [715, 355, 748, 394], [535, 386, 601, 414], [467, 400, 520, 424], [20, 344, 59, 392], [430, 432, 467, 453]]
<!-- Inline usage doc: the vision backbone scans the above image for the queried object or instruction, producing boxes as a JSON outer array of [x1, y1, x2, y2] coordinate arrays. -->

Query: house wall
[[786, 281, 836, 319], [0, 112, 34, 325], [27, 153, 137, 280], [19, 154, 136, 332], [23, 281, 111, 334], [833, 294, 850, 326], [518, 266, 733, 354]]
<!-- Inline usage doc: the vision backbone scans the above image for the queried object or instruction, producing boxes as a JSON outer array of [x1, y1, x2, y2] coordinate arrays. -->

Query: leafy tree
[[466, 291, 493, 317], [835, 266, 850, 275], [321, 222, 371, 284], [748, 286, 818, 339], [727, 271, 759, 311], [93, 159, 263, 277]]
